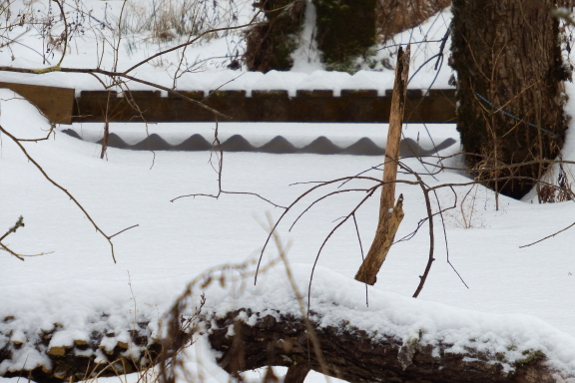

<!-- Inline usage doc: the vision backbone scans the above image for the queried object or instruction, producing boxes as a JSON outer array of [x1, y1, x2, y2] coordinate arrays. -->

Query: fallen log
[[3, 266, 575, 383], [0, 315, 163, 383], [1, 304, 569, 383], [204, 308, 564, 383], [196, 266, 575, 383]]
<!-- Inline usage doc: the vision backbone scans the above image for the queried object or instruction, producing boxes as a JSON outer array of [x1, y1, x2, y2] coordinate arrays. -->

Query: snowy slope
[[2, 77, 575, 381]]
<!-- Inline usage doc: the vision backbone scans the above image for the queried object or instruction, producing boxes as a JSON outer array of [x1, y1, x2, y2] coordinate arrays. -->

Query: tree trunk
[[244, 0, 451, 72], [450, 0, 569, 199], [206, 308, 565, 383]]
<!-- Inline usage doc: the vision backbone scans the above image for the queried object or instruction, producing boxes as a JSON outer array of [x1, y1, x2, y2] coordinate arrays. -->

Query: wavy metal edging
[[62, 129, 457, 156]]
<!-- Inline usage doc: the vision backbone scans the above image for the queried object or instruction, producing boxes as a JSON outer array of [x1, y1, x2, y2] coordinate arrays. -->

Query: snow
[[340, 70, 393, 96], [2, 1, 575, 382], [290, 0, 323, 74], [3, 81, 575, 381], [204, 263, 575, 375], [0, 0, 454, 94]]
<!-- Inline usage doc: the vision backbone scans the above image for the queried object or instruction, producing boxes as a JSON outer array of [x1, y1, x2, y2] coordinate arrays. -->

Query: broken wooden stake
[[355, 45, 410, 285]]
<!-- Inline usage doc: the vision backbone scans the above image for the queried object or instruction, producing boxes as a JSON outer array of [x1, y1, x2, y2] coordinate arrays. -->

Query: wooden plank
[[71, 87, 456, 123], [0, 82, 74, 124], [0, 82, 458, 124]]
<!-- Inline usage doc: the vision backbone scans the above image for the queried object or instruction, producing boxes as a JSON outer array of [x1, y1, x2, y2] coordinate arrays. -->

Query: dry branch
[[354, 195, 405, 285], [0, 124, 127, 263], [355, 45, 410, 285]]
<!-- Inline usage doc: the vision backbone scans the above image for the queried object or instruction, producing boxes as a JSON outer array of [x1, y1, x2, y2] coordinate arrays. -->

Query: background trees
[[244, 0, 449, 72], [245, 0, 574, 203]]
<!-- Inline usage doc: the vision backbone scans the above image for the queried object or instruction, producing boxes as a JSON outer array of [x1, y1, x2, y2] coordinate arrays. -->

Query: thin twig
[[352, 214, 369, 307], [307, 189, 379, 313], [434, 186, 468, 289], [0, 216, 54, 260], [52, 0, 68, 68], [0, 243, 24, 261], [123, 17, 262, 75], [0, 215, 25, 242], [0, 66, 231, 119], [254, 176, 395, 285], [288, 188, 374, 232], [394, 204, 455, 243], [109, 224, 140, 239], [0, 242, 52, 260], [0, 124, 119, 263], [13, 125, 56, 142], [404, 164, 435, 298], [170, 120, 284, 208], [520, 221, 575, 248]]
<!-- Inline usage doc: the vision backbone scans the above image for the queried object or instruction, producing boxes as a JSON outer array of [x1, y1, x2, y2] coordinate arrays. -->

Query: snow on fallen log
[[199, 264, 575, 383], [0, 312, 163, 382], [4, 263, 575, 383]]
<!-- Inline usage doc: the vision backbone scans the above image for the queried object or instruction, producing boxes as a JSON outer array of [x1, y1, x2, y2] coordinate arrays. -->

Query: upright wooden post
[[355, 45, 410, 285]]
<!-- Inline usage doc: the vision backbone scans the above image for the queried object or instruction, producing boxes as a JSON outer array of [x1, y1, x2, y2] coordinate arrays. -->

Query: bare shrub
[[118, 0, 243, 42], [244, 0, 306, 71], [443, 185, 487, 229], [538, 163, 575, 203], [376, 0, 451, 43]]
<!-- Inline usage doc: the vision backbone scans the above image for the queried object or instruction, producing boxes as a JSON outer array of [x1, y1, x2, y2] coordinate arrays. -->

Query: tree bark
[[450, 0, 569, 199], [285, 364, 311, 383], [206, 308, 565, 383]]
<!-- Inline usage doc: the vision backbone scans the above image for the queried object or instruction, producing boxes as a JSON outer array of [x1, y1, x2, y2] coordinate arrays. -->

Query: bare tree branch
[[0, 215, 25, 243], [0, 123, 128, 263], [170, 121, 285, 208], [520, 221, 575, 248]]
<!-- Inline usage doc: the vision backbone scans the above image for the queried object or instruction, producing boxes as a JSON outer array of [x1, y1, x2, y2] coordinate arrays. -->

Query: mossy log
[[205, 308, 567, 383]]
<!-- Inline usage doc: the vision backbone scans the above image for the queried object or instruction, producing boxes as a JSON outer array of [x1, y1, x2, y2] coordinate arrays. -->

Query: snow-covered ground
[[3, 83, 575, 381], [3, 1, 575, 382]]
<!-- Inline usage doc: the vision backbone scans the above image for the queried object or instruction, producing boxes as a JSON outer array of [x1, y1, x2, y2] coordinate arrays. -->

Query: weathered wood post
[[355, 45, 410, 285]]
